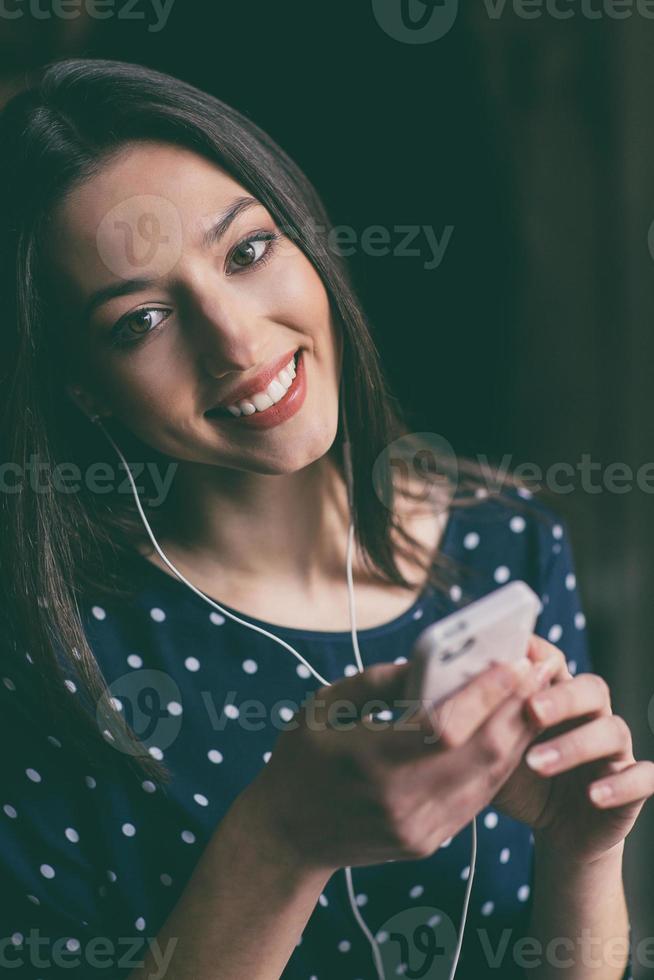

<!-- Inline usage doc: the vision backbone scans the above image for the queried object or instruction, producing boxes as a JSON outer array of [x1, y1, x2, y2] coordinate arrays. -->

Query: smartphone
[[404, 580, 542, 708]]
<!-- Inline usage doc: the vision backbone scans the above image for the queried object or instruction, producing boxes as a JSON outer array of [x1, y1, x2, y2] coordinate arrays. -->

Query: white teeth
[[224, 355, 298, 417], [251, 390, 274, 411]]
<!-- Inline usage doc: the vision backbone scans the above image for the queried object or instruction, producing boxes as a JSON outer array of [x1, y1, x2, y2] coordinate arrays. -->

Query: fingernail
[[525, 746, 560, 769], [534, 659, 555, 684], [511, 657, 532, 679], [590, 783, 613, 803], [530, 695, 552, 722]]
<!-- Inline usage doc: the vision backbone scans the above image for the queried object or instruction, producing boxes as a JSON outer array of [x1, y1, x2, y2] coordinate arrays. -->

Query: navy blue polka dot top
[[0, 490, 634, 979]]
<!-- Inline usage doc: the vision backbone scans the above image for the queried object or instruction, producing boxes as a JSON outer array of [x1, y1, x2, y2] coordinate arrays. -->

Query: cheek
[[259, 250, 331, 327]]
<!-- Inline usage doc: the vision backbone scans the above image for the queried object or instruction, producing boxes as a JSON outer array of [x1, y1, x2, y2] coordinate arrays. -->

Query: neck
[[148, 447, 357, 594]]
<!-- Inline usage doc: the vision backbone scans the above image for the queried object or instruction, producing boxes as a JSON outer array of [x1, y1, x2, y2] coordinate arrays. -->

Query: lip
[[206, 348, 307, 430], [207, 347, 299, 412]]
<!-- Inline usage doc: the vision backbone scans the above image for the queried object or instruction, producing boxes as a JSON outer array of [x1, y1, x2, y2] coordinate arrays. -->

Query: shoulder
[[445, 488, 576, 603]]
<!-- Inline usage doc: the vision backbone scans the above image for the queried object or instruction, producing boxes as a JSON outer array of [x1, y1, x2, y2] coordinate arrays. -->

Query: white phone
[[404, 580, 542, 708]]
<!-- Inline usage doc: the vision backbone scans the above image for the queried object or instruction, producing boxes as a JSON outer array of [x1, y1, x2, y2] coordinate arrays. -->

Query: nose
[[183, 265, 266, 378]]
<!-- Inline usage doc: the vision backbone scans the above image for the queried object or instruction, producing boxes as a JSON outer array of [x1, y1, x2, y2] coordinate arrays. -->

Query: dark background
[[2, 1, 653, 971]]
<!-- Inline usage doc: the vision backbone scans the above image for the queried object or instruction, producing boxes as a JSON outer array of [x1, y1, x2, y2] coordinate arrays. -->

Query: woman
[[0, 59, 650, 980]]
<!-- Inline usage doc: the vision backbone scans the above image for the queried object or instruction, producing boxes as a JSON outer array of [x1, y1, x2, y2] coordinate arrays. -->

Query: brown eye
[[231, 239, 264, 268]]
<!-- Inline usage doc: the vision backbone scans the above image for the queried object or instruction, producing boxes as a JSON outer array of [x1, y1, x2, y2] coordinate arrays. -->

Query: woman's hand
[[240, 653, 561, 874], [490, 636, 654, 864]]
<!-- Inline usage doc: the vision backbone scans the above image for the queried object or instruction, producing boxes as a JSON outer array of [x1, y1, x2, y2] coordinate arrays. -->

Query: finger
[[525, 714, 633, 776], [525, 672, 612, 729], [526, 635, 571, 683], [365, 658, 531, 761], [588, 760, 654, 808]]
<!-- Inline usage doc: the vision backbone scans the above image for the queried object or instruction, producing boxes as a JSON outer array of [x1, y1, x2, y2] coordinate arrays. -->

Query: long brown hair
[[0, 58, 533, 787]]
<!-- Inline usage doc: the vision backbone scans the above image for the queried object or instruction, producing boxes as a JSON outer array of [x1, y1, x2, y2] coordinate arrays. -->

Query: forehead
[[42, 141, 252, 303]]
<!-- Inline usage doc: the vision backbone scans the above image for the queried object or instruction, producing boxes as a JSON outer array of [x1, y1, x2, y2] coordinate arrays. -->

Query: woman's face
[[44, 140, 342, 475]]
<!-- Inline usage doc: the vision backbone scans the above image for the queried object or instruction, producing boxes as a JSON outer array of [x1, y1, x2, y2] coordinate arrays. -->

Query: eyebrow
[[83, 195, 261, 321]]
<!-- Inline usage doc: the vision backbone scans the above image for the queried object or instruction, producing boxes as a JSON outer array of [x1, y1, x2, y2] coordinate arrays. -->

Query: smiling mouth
[[205, 350, 301, 420]]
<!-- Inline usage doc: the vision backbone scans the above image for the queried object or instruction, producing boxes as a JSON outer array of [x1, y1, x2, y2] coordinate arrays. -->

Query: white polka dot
[[148, 746, 163, 761], [84, 776, 96, 789], [481, 901, 495, 916], [135, 917, 146, 932], [26, 894, 40, 905], [509, 516, 526, 533], [517, 884, 530, 902], [40, 864, 55, 879], [427, 913, 441, 927], [450, 584, 462, 602], [338, 940, 351, 953], [483, 811, 499, 829], [460, 865, 470, 880], [224, 703, 239, 720], [440, 836, 452, 848], [376, 930, 389, 943], [25, 653, 33, 664], [26, 768, 41, 783], [375, 709, 393, 721], [127, 654, 143, 669], [494, 566, 510, 584], [568, 660, 577, 675], [47, 736, 62, 749], [66, 938, 80, 952], [552, 524, 563, 540], [279, 706, 294, 722], [166, 700, 183, 716], [150, 607, 166, 622], [208, 749, 223, 764], [121, 823, 136, 837], [10, 933, 23, 947], [64, 827, 79, 843], [91, 606, 106, 620], [409, 884, 424, 899], [394, 655, 408, 665], [565, 573, 576, 591], [574, 612, 586, 630], [296, 663, 311, 679], [108, 697, 122, 712], [3, 804, 17, 819], [263, 751, 272, 763], [318, 893, 329, 907], [209, 611, 225, 626], [412, 607, 424, 620], [475, 487, 489, 498], [463, 532, 480, 550], [242, 659, 258, 674], [499, 847, 510, 863], [184, 657, 200, 672], [517, 487, 533, 499], [344, 664, 358, 677], [181, 830, 196, 844], [193, 793, 209, 807], [64, 679, 77, 694], [141, 781, 156, 794], [106, 870, 117, 882], [160, 873, 172, 886], [2, 677, 16, 691], [355, 893, 368, 906], [547, 624, 563, 643]]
